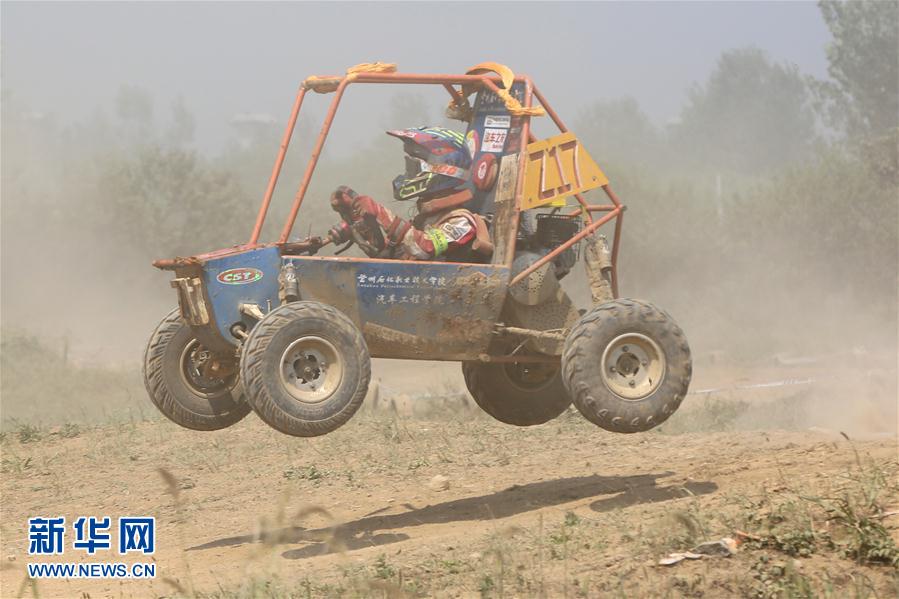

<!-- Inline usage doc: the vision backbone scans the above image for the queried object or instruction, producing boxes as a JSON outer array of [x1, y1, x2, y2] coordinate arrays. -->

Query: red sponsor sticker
[[481, 128, 507, 153], [473, 153, 498, 191], [216, 268, 263, 285]]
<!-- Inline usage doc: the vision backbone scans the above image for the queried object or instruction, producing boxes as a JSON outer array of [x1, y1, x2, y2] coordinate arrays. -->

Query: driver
[[322, 127, 489, 262]]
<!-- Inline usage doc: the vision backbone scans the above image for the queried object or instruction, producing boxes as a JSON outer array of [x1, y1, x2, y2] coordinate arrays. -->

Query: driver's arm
[[327, 186, 475, 260], [328, 186, 408, 257]]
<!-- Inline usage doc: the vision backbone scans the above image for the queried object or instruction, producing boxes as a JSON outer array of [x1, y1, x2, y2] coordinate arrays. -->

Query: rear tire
[[562, 299, 691, 433], [143, 309, 250, 431], [240, 301, 370, 437], [461, 360, 571, 426]]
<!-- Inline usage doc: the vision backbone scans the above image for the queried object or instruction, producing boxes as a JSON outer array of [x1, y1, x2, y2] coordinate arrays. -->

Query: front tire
[[240, 301, 370, 437], [143, 309, 250, 431], [462, 360, 571, 426], [562, 299, 691, 433]]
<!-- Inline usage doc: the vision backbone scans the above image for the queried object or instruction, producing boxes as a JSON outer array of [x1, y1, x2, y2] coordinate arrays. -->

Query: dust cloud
[[1, 2, 896, 435]]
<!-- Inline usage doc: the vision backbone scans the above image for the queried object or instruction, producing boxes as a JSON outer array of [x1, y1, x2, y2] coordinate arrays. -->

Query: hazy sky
[[3, 2, 831, 153]]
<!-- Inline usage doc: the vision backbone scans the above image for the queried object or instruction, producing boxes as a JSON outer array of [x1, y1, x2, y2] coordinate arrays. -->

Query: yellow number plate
[[521, 132, 608, 210]]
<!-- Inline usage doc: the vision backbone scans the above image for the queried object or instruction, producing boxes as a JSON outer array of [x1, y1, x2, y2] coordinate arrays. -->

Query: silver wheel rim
[[600, 333, 666, 400], [179, 339, 235, 398], [279, 336, 343, 404]]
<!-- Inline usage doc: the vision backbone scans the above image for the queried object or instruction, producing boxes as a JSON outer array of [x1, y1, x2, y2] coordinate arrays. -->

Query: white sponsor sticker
[[484, 114, 511, 129], [480, 128, 508, 153]]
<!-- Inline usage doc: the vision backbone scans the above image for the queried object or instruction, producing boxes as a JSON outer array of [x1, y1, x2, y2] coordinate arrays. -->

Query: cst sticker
[[481, 128, 508, 153], [484, 115, 511, 129], [216, 268, 263, 285]]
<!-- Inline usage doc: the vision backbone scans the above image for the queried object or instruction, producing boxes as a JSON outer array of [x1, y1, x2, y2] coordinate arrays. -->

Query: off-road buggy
[[145, 63, 691, 437]]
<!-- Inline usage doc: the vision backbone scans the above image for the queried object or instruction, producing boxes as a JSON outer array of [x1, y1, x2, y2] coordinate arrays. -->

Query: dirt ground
[[1, 387, 897, 598]]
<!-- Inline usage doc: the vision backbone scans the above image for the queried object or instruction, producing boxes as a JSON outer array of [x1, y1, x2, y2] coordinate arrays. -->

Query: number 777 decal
[[521, 132, 609, 210]]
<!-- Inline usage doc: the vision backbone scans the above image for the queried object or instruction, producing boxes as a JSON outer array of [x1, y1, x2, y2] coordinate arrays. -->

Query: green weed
[[283, 465, 329, 483], [749, 555, 815, 599], [16, 423, 42, 444], [60, 422, 81, 438], [372, 554, 396, 580], [1, 454, 33, 475], [800, 452, 899, 567]]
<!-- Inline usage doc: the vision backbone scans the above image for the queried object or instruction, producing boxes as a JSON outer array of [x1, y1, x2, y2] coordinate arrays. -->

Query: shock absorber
[[584, 234, 613, 304], [279, 261, 300, 303]]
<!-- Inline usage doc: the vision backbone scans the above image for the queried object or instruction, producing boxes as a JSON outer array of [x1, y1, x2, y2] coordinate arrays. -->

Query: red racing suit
[[328, 186, 478, 261]]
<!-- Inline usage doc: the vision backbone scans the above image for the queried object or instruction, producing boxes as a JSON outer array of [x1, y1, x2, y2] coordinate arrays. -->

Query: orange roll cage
[[247, 70, 624, 297]]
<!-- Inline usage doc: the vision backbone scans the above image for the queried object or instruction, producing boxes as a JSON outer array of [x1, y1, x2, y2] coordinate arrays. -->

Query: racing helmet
[[386, 127, 470, 201]]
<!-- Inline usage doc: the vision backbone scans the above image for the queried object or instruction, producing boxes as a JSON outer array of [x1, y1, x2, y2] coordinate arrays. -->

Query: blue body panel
[[201, 247, 282, 343], [286, 257, 508, 360], [193, 247, 509, 361]]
